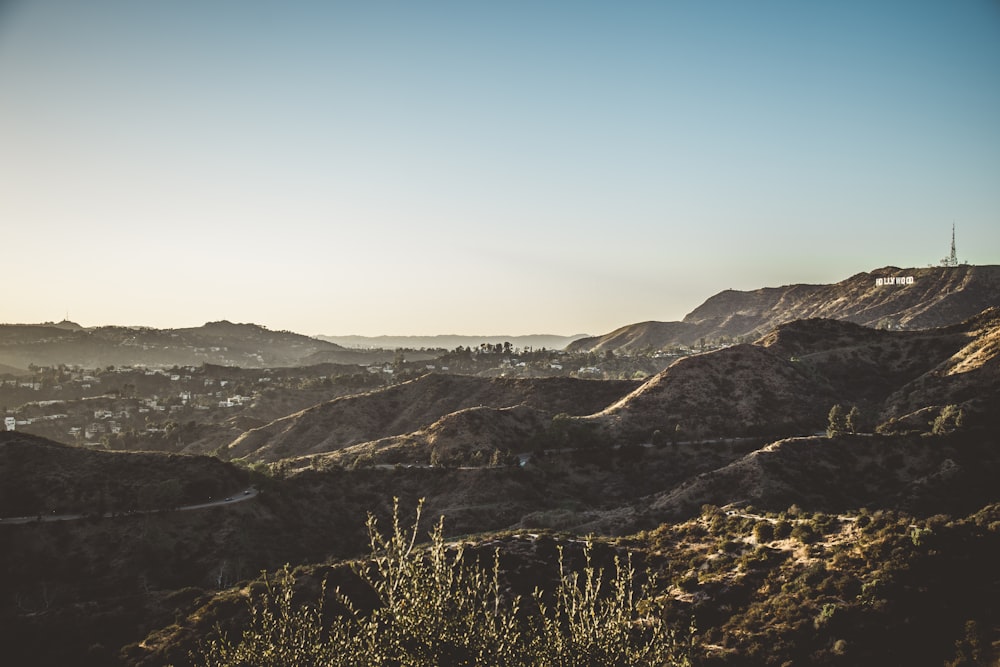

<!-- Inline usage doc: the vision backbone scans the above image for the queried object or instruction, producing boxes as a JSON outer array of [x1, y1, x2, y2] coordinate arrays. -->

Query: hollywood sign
[[875, 276, 914, 286]]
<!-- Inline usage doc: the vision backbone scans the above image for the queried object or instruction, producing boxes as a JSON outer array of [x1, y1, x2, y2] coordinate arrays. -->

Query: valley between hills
[[1, 265, 999, 666]]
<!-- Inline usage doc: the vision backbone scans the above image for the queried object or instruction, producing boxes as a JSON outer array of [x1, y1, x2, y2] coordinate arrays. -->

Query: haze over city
[[2, 0, 998, 336]]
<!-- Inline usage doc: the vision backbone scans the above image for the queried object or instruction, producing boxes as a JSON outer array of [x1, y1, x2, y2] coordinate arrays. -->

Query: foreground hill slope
[[0, 431, 248, 517], [134, 425, 1000, 667], [645, 431, 1000, 520], [570, 264, 1000, 353], [226, 374, 639, 462]]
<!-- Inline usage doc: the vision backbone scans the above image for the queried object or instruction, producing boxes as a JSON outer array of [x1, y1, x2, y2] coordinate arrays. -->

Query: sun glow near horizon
[[1, 1, 998, 336]]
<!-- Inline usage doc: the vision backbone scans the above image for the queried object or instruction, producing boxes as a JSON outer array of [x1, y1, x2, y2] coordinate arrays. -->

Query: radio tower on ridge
[[940, 224, 959, 267]]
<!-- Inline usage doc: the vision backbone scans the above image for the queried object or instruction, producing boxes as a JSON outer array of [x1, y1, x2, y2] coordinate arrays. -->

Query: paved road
[[0, 487, 259, 525]]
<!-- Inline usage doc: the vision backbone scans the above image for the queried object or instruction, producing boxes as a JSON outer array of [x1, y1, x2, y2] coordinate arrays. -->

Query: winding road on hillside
[[0, 487, 259, 525]]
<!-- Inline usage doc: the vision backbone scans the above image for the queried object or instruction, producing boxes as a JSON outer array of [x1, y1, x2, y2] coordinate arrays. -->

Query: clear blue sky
[[1, 1, 998, 335]]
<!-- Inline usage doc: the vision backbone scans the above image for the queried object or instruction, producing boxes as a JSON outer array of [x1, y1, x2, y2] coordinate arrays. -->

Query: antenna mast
[[940, 224, 959, 267]]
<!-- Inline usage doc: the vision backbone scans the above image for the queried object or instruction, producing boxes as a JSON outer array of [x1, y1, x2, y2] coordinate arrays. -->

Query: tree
[[932, 404, 964, 435], [753, 521, 774, 544], [845, 405, 860, 434], [827, 404, 845, 437]]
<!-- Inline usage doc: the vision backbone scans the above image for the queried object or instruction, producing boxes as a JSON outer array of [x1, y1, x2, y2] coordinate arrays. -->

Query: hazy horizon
[[2, 1, 998, 336]]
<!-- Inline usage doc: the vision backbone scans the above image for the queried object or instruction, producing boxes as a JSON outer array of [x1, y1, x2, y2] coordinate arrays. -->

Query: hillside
[[3, 309, 999, 666], [0, 432, 248, 517], [880, 327, 1000, 429], [592, 344, 831, 442], [643, 431, 1000, 521], [570, 264, 1000, 353], [138, 501, 1000, 667], [590, 309, 1000, 444], [286, 404, 551, 470], [226, 373, 639, 462], [2, 308, 999, 665], [229, 309, 1000, 467], [0, 320, 346, 370]]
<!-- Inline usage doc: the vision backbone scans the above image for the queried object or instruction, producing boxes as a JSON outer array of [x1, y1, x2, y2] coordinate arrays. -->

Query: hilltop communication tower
[[940, 224, 959, 267]]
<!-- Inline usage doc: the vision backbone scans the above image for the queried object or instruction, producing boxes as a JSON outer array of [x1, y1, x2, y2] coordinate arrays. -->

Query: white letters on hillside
[[875, 276, 914, 286]]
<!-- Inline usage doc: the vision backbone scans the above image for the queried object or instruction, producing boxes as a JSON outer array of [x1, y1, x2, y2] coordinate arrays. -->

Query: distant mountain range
[[0, 320, 345, 370], [5, 264, 995, 371], [569, 264, 1000, 353], [0, 325, 584, 372], [314, 333, 589, 351]]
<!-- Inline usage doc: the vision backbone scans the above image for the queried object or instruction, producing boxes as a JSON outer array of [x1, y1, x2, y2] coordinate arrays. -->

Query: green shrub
[[197, 499, 693, 666], [753, 521, 774, 543]]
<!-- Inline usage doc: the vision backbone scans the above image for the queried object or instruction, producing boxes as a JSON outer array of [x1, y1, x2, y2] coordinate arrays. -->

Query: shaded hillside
[[227, 374, 639, 462], [292, 404, 551, 469], [593, 344, 832, 442], [0, 432, 248, 517], [881, 308, 1000, 427], [4, 426, 998, 665], [754, 309, 1000, 429], [0, 435, 303, 667], [587, 310, 1000, 447], [136, 460, 1000, 667], [643, 432, 1000, 522], [570, 264, 1000, 353], [0, 320, 344, 370], [757, 318, 973, 413]]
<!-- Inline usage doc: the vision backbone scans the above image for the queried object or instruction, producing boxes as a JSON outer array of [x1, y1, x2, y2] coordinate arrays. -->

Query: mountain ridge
[[223, 308, 1000, 469], [0, 320, 346, 370], [570, 264, 1000, 353]]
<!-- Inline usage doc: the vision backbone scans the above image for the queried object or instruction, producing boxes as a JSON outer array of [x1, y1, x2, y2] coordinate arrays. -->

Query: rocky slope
[[588, 308, 1000, 443], [592, 344, 831, 441], [228, 309, 1000, 466], [4, 308, 1000, 665], [226, 374, 639, 462], [642, 431, 1000, 521], [570, 264, 1000, 353], [295, 404, 550, 469]]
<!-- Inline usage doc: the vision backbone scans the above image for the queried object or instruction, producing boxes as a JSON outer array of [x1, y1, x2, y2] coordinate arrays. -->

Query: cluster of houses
[[2, 364, 266, 443]]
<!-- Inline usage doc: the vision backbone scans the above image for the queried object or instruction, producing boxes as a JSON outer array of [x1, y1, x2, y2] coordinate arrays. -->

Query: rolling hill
[[592, 308, 1000, 443], [569, 264, 1000, 353], [226, 374, 640, 462], [0, 320, 346, 371], [224, 308, 1000, 469], [2, 269, 999, 666]]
